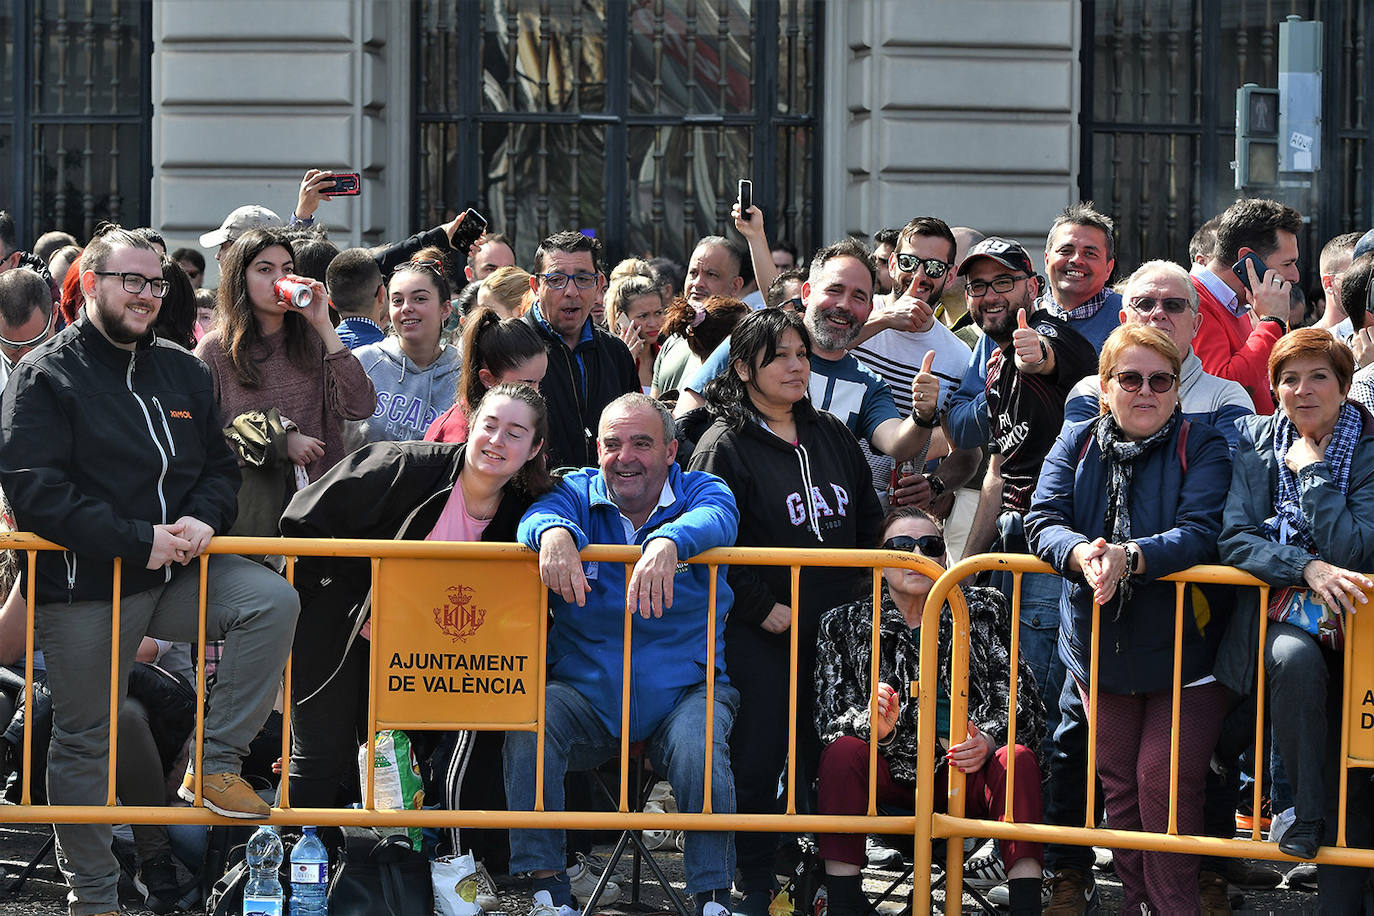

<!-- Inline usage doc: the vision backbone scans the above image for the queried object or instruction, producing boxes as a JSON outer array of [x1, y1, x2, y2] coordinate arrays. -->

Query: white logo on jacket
[[786, 484, 851, 527]]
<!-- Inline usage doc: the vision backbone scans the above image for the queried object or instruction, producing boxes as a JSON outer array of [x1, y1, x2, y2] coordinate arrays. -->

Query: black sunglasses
[[1127, 296, 1191, 314], [1111, 370, 1178, 393], [894, 253, 952, 278], [882, 534, 946, 557]]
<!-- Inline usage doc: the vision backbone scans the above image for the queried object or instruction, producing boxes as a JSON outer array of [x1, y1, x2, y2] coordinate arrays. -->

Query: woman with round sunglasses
[[686, 307, 883, 914], [1217, 328, 1374, 901], [196, 227, 375, 484], [813, 507, 1046, 916], [1025, 324, 1233, 913]]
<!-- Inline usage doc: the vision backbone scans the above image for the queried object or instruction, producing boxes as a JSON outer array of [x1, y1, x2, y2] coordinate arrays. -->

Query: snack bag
[[359, 729, 424, 851]]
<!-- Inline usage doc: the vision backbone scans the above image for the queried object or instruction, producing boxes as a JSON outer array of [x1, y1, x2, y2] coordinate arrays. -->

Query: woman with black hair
[[686, 308, 883, 914], [425, 305, 548, 444]]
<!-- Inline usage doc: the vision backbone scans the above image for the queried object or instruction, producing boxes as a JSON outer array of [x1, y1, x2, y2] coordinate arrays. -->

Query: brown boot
[[1198, 869, 1232, 915], [1043, 867, 1100, 914]]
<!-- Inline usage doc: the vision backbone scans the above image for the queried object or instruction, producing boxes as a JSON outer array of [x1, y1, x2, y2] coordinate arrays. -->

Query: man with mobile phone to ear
[[1190, 197, 1303, 414]]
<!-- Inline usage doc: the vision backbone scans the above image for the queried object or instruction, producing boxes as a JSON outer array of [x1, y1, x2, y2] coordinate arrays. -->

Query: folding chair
[[585, 742, 691, 916]]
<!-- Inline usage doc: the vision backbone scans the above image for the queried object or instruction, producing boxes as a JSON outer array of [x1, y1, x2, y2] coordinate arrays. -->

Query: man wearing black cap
[[921, 237, 1096, 767]]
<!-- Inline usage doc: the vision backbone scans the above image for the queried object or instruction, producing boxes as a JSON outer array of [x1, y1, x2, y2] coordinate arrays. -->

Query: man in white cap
[[199, 205, 283, 263]]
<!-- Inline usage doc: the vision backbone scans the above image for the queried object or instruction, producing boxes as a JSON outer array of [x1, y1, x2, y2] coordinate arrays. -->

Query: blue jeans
[[995, 513, 1065, 762], [504, 680, 739, 894]]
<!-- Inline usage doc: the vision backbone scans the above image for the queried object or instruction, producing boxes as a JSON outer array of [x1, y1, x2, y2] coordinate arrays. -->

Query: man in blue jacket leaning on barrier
[[508, 392, 740, 916]]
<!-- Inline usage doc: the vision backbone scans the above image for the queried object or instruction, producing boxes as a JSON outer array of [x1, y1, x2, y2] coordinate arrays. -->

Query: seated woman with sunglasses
[[353, 250, 463, 443], [1025, 324, 1233, 914], [814, 506, 1046, 916]]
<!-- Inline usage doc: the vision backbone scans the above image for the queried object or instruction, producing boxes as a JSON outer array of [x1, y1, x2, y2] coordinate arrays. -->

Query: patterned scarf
[[1093, 407, 1181, 616], [1265, 400, 1362, 553]]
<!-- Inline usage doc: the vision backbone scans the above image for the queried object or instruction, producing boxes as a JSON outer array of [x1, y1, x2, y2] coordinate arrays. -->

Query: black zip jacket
[[280, 440, 535, 694], [687, 401, 884, 641], [521, 307, 638, 470], [0, 316, 240, 604]]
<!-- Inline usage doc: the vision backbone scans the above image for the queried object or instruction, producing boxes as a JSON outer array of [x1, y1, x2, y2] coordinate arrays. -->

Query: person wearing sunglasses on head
[[1025, 324, 1233, 914], [813, 506, 1046, 916]]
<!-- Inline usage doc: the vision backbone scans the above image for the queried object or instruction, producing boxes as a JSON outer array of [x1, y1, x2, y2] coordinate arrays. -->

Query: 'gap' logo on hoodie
[[786, 484, 850, 527]]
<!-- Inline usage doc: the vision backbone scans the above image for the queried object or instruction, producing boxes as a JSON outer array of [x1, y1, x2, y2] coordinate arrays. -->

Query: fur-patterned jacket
[[813, 584, 1046, 784]]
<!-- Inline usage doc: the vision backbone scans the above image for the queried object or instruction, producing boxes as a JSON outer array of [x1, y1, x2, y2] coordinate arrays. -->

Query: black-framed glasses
[[1127, 296, 1191, 315], [93, 271, 170, 298], [1111, 370, 1178, 393], [965, 274, 1028, 298], [782, 296, 804, 312], [895, 253, 952, 278], [541, 271, 598, 290], [882, 534, 946, 557]]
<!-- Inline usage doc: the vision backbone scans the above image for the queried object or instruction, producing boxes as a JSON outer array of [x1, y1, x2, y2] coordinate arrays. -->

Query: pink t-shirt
[[426, 481, 493, 543]]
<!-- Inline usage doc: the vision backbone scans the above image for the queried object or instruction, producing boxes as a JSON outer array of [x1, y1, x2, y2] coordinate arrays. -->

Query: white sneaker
[[568, 861, 622, 906], [530, 890, 577, 916], [1270, 805, 1297, 845], [702, 903, 729, 916], [961, 839, 1007, 889]]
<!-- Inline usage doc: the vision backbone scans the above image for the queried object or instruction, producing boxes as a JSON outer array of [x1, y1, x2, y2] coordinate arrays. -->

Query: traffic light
[[1235, 83, 1280, 189]]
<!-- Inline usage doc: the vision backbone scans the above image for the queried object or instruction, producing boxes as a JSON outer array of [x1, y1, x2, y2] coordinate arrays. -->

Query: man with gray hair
[[0, 267, 56, 388], [1064, 260, 1253, 448], [1038, 202, 1121, 351], [509, 392, 739, 916], [685, 235, 746, 304]]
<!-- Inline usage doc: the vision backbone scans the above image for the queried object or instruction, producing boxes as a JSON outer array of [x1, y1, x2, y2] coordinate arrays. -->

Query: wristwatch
[[923, 473, 947, 501], [1122, 543, 1141, 578]]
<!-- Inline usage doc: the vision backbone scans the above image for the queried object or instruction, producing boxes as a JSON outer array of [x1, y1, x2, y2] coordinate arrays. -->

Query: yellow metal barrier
[[0, 533, 938, 854], [918, 553, 1374, 915], [8, 528, 1369, 913]]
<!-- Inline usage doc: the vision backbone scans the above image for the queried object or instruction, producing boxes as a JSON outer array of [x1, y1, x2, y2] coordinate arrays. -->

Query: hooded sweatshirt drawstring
[[794, 443, 823, 542]]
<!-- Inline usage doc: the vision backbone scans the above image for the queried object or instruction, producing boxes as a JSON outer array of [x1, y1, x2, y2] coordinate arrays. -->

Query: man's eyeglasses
[[882, 534, 946, 558], [541, 272, 598, 291], [782, 296, 804, 312], [1111, 370, 1178, 393], [965, 274, 1028, 298], [895, 253, 952, 278], [1127, 296, 1191, 315], [93, 271, 170, 298], [0, 310, 54, 350]]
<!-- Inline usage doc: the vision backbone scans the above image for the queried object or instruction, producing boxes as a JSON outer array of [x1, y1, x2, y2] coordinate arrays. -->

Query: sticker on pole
[[372, 556, 543, 727]]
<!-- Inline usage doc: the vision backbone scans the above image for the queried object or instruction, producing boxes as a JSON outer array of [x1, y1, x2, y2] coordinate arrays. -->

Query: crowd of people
[[0, 170, 1372, 916]]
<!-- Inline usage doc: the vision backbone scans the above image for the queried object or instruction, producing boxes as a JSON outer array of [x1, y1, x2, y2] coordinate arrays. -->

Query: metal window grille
[[0, 0, 153, 247], [1079, 0, 1371, 282], [415, 0, 822, 269]]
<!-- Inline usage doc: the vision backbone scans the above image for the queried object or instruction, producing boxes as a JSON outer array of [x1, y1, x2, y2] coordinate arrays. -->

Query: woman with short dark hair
[[1218, 328, 1374, 904]]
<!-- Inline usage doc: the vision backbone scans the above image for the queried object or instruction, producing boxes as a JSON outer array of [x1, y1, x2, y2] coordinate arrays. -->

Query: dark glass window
[[1, 0, 153, 246], [417, 0, 822, 268]]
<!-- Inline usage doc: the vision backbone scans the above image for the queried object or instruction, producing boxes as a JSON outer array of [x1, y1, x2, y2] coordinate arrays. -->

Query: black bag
[[328, 826, 433, 916]]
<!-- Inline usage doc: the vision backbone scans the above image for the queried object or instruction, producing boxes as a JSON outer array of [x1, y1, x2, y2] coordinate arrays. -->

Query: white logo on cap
[[982, 240, 1014, 253]]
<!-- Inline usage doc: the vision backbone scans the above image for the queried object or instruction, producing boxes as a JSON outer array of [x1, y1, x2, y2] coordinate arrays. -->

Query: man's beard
[[807, 308, 861, 351]]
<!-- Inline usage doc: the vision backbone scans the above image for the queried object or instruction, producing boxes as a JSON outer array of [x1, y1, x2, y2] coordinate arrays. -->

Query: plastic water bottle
[[243, 825, 284, 916], [289, 826, 330, 915]]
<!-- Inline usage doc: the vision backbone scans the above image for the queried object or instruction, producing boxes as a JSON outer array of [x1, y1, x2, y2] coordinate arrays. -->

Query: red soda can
[[274, 277, 313, 309]]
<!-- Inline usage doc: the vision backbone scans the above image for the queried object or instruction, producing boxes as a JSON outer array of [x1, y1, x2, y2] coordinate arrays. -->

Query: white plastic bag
[[433, 852, 483, 916]]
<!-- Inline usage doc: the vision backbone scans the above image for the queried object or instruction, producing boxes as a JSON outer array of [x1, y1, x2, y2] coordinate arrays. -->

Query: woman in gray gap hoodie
[[353, 258, 463, 443]]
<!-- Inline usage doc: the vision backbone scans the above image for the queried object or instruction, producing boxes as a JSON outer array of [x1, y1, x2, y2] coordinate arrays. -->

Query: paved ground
[[0, 819, 1327, 914]]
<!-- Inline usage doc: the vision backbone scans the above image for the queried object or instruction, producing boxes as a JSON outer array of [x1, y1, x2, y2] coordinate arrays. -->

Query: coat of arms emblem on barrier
[[433, 584, 487, 643]]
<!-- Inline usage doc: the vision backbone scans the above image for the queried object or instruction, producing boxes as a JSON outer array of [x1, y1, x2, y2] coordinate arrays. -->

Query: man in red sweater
[[1190, 198, 1303, 414]]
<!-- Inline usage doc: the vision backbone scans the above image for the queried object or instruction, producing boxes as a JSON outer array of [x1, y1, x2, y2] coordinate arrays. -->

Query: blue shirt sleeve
[[945, 335, 995, 449], [685, 339, 732, 394]]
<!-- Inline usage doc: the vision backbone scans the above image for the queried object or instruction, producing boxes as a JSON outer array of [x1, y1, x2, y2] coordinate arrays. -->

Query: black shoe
[[1286, 862, 1319, 890], [140, 853, 186, 914], [1221, 856, 1283, 889], [1278, 817, 1323, 860]]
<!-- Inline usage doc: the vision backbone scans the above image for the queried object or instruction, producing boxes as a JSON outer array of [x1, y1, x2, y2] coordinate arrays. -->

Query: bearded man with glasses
[[520, 230, 638, 468]]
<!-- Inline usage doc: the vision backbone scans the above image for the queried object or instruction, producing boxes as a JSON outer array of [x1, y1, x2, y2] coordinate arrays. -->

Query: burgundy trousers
[[1081, 680, 1226, 915], [816, 734, 1044, 868]]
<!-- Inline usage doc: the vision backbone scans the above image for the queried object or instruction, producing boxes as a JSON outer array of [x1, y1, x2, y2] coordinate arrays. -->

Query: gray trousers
[[35, 554, 299, 915]]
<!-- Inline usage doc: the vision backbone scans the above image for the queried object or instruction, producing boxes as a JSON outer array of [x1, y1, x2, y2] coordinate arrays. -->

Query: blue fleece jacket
[[1025, 416, 1232, 693], [517, 463, 739, 740]]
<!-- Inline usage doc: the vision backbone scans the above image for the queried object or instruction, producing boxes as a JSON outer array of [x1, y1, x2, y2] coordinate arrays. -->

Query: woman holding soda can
[[196, 227, 375, 486]]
